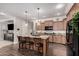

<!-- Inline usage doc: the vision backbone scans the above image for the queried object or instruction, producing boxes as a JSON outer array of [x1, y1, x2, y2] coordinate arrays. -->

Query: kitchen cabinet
[[49, 35, 66, 44]]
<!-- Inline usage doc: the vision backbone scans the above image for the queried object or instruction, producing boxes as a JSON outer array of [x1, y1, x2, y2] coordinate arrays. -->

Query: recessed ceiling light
[[56, 4, 64, 9]]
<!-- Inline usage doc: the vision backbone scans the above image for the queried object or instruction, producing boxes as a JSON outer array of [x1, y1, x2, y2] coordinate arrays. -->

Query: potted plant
[[71, 12, 79, 35]]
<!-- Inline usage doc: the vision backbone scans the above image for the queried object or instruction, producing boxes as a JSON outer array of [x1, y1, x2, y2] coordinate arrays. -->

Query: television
[[45, 26, 53, 30], [8, 24, 14, 30]]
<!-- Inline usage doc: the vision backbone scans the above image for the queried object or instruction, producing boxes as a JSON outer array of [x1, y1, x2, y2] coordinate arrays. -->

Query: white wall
[[14, 18, 32, 43], [0, 23, 3, 40]]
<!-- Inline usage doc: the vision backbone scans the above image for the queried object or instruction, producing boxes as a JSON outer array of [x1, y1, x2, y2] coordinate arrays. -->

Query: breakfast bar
[[18, 35, 49, 56]]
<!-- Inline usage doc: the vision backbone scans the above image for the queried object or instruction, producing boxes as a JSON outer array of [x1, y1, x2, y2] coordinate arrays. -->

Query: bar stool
[[34, 38, 43, 53], [18, 36, 26, 50], [23, 37, 34, 50], [29, 37, 34, 50]]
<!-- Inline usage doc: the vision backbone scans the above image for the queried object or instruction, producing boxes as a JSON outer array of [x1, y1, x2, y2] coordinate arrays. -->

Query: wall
[[14, 18, 32, 43], [14, 18, 25, 43], [67, 4, 79, 21], [0, 23, 4, 40], [63, 3, 79, 29]]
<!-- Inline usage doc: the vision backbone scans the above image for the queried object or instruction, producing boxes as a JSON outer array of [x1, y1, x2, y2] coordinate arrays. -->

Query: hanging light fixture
[[37, 8, 40, 25], [25, 10, 29, 26], [25, 11, 28, 22]]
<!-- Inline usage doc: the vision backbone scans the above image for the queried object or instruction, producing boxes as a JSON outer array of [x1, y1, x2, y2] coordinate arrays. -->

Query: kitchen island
[[18, 35, 49, 56]]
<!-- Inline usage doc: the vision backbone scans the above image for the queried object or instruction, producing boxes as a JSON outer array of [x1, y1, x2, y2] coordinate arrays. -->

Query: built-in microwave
[[45, 26, 53, 30]]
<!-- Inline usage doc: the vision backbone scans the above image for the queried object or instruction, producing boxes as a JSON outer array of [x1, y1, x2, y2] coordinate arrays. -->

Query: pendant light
[[25, 10, 28, 23], [37, 8, 40, 25]]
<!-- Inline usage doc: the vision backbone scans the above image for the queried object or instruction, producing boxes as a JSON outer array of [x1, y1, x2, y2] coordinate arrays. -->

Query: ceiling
[[0, 3, 73, 21]]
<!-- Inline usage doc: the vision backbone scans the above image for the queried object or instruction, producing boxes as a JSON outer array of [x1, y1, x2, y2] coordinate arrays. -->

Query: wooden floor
[[0, 43, 72, 56], [0, 44, 43, 56]]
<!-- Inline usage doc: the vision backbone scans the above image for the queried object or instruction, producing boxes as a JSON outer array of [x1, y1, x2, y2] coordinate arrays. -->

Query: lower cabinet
[[49, 35, 66, 44]]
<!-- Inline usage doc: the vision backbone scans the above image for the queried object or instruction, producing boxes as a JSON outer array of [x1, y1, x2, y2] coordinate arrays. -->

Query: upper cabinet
[[36, 20, 65, 31]]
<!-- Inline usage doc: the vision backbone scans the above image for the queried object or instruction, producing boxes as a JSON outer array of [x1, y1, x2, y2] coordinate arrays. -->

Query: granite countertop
[[22, 35, 49, 40], [36, 30, 66, 36]]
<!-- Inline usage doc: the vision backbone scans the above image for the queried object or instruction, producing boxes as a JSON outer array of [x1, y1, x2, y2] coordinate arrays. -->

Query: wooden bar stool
[[29, 37, 34, 50], [34, 37, 43, 53], [18, 36, 26, 50], [23, 37, 30, 49], [23, 37, 34, 50]]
